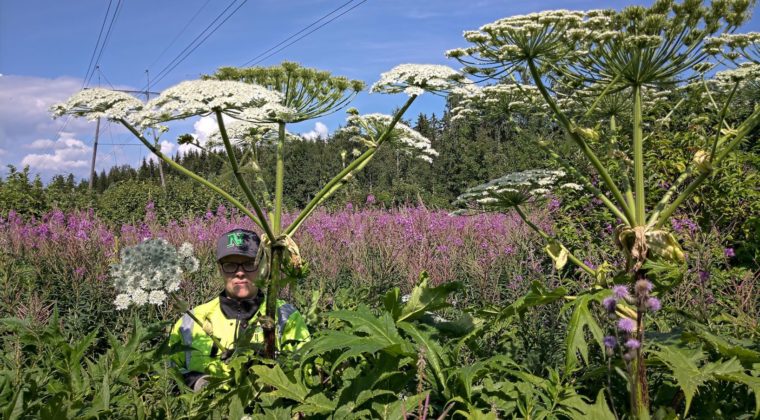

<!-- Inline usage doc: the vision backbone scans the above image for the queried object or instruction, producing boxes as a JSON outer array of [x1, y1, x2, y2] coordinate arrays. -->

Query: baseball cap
[[216, 229, 260, 261]]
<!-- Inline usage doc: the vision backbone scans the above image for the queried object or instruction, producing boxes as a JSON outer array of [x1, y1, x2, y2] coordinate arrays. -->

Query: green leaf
[[294, 393, 337, 415], [252, 364, 308, 403], [713, 371, 760, 418], [685, 326, 760, 364], [651, 345, 709, 416], [372, 393, 428, 420], [330, 306, 410, 355], [563, 291, 607, 370], [383, 287, 402, 321], [562, 390, 616, 420], [397, 322, 450, 391], [397, 272, 462, 323], [498, 281, 568, 321]]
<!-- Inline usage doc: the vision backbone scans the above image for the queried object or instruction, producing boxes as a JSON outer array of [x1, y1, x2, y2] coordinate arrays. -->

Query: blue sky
[[0, 0, 757, 181]]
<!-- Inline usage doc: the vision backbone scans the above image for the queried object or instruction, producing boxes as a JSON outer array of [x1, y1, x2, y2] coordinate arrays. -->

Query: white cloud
[[20, 134, 92, 171], [27, 138, 56, 149], [301, 121, 329, 141], [148, 140, 176, 163]]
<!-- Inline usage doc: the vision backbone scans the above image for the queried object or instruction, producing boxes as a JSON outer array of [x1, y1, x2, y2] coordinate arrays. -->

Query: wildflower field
[[2, 1, 760, 418]]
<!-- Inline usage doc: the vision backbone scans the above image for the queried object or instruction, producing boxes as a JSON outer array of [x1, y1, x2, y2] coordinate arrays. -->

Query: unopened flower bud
[[693, 150, 712, 174]]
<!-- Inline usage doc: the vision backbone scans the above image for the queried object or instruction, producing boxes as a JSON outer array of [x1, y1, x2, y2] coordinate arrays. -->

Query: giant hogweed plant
[[449, 1, 760, 418], [52, 62, 470, 359]]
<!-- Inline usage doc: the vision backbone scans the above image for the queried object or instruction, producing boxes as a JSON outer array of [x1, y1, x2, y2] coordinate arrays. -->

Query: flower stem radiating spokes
[[119, 118, 265, 230], [285, 94, 418, 236], [215, 108, 275, 241], [527, 58, 635, 225]]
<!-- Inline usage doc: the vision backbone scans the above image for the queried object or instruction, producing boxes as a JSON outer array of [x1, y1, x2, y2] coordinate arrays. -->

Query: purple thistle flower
[[603, 335, 617, 349], [646, 297, 661, 312], [618, 318, 636, 333], [602, 297, 617, 313], [724, 247, 735, 258], [625, 339, 641, 349], [612, 285, 630, 300]]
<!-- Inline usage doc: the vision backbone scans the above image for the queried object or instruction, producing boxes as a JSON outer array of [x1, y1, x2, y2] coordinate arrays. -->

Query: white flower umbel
[[51, 88, 145, 123], [146, 80, 284, 122], [206, 120, 300, 148], [454, 169, 567, 208], [371, 64, 476, 96], [110, 239, 199, 310], [336, 113, 438, 162]]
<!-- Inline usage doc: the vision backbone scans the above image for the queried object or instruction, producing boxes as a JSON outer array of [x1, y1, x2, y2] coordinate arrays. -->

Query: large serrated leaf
[[651, 345, 709, 416], [498, 281, 568, 321], [330, 306, 409, 355], [372, 393, 428, 420], [294, 393, 336, 415], [563, 291, 606, 370], [252, 364, 308, 403], [397, 322, 450, 392], [397, 272, 462, 323]]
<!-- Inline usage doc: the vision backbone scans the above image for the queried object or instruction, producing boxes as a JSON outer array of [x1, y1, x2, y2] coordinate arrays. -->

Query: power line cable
[[85, 0, 124, 88], [244, 0, 367, 67], [146, 0, 213, 70], [97, 66, 116, 89], [241, 0, 357, 67], [144, 0, 248, 91], [81, 0, 114, 90]]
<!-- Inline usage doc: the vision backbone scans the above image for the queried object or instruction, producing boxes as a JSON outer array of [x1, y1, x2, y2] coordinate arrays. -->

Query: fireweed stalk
[[449, 2, 760, 418], [52, 62, 473, 358]]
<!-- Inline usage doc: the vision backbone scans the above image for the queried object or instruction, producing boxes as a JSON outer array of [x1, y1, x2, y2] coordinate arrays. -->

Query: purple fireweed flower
[[724, 247, 735, 258], [602, 297, 617, 313], [625, 339, 641, 349], [612, 285, 630, 300], [698, 270, 710, 283], [618, 318, 636, 333], [646, 297, 661, 312], [548, 198, 561, 212], [603, 336, 617, 349]]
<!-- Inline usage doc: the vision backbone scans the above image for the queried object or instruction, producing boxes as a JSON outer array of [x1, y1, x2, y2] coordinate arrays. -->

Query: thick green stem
[[263, 247, 282, 358], [118, 118, 264, 230], [273, 122, 286, 235], [215, 109, 276, 241], [537, 141, 628, 223], [632, 85, 646, 226], [527, 59, 635, 225], [612, 116, 637, 214], [631, 270, 650, 420], [285, 95, 418, 235], [514, 205, 595, 276]]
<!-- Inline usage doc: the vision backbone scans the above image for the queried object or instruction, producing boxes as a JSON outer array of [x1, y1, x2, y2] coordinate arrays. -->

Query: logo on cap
[[227, 232, 244, 248]]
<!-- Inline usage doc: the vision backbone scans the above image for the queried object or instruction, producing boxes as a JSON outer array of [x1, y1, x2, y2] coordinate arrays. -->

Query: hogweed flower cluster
[[110, 239, 199, 310], [336, 113, 438, 162], [453, 169, 575, 209], [371, 64, 477, 97]]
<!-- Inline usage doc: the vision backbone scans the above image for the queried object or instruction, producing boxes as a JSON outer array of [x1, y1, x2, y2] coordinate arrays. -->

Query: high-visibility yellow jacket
[[169, 291, 310, 376]]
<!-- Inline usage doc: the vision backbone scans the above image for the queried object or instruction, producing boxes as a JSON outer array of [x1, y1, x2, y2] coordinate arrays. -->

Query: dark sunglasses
[[220, 261, 257, 273]]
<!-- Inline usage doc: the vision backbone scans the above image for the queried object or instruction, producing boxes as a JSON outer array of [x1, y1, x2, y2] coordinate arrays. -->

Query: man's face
[[219, 255, 258, 300]]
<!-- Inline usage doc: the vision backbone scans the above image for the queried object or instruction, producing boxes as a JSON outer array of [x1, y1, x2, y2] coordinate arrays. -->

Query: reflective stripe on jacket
[[169, 294, 310, 376]]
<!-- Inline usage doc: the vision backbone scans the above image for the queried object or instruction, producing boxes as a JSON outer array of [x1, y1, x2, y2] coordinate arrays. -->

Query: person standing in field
[[169, 228, 310, 391]]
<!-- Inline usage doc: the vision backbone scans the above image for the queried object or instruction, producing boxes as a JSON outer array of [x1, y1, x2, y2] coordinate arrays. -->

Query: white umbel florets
[[336, 113, 438, 162], [51, 88, 145, 122], [110, 239, 199, 310], [146, 80, 284, 121], [371, 64, 476, 96], [454, 169, 570, 207]]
